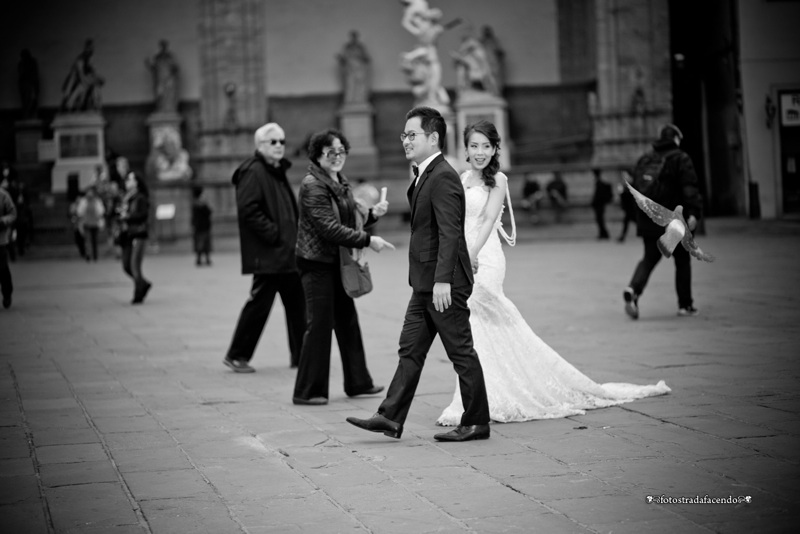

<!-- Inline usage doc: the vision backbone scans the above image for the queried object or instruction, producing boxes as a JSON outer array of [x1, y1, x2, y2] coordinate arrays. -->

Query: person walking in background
[[223, 123, 306, 373], [436, 120, 669, 426], [617, 170, 637, 242], [191, 185, 213, 266], [119, 172, 152, 304], [623, 124, 703, 319], [520, 175, 544, 225], [292, 129, 394, 406], [0, 185, 16, 309], [590, 170, 613, 240], [545, 171, 568, 223], [96, 168, 123, 257], [347, 106, 491, 442], [69, 193, 87, 260], [76, 186, 105, 261], [12, 181, 32, 257], [0, 168, 20, 261]]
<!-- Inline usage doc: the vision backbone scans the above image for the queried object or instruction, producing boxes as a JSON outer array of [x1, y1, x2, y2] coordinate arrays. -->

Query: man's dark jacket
[[407, 154, 473, 291], [232, 152, 299, 274], [635, 139, 703, 238]]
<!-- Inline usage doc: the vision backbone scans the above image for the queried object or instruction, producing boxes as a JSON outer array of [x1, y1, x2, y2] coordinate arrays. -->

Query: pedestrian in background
[[590, 170, 613, 240], [223, 123, 306, 373], [292, 129, 393, 406], [96, 168, 123, 258], [119, 172, 152, 304], [623, 124, 703, 319], [0, 184, 16, 309], [191, 185, 213, 266], [617, 170, 637, 242], [0, 168, 20, 261], [520, 175, 544, 225], [76, 186, 105, 261], [69, 193, 87, 260], [546, 171, 568, 223]]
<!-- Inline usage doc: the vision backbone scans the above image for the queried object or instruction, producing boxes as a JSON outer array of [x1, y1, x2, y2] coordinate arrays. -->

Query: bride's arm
[[469, 173, 508, 261]]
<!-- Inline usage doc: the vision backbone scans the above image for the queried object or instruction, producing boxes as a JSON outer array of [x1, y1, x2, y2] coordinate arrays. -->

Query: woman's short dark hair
[[307, 129, 351, 164], [463, 120, 501, 188], [406, 106, 446, 150]]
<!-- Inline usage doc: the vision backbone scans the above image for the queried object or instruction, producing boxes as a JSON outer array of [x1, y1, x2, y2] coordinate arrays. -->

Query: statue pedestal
[[51, 113, 106, 193], [145, 111, 193, 182], [14, 119, 44, 164], [339, 103, 378, 179], [454, 92, 511, 172], [146, 111, 182, 146]]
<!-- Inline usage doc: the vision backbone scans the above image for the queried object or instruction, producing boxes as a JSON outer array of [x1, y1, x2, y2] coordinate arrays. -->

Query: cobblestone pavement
[[1, 219, 798, 533]]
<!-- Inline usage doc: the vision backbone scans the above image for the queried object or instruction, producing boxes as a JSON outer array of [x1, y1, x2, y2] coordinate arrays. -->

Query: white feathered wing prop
[[625, 182, 715, 262]]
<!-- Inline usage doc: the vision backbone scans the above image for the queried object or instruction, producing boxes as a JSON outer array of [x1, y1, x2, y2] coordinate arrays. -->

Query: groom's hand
[[432, 282, 451, 312]]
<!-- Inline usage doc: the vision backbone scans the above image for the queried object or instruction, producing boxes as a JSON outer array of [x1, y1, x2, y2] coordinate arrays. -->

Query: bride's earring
[[465, 156, 470, 162]]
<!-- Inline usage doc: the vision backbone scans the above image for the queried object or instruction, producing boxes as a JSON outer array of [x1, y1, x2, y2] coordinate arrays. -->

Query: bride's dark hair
[[463, 120, 501, 188]]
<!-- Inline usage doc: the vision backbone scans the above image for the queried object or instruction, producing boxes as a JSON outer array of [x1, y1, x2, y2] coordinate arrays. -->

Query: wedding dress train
[[437, 182, 670, 426]]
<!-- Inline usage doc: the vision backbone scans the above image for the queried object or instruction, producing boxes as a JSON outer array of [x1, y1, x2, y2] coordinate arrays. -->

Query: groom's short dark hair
[[406, 106, 446, 150]]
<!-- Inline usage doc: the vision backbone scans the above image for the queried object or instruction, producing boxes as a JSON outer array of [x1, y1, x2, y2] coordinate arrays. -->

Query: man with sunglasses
[[223, 123, 306, 373], [347, 106, 490, 442]]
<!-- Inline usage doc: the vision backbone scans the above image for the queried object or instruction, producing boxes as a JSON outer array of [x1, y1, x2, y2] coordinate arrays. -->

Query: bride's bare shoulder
[[494, 172, 509, 187]]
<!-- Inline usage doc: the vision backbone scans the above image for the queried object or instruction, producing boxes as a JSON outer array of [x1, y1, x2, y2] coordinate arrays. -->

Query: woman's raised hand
[[372, 200, 389, 217]]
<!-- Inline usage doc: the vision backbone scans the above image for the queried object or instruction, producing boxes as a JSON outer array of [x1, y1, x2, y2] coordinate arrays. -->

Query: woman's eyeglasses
[[323, 149, 348, 160], [268, 139, 286, 146], [400, 131, 428, 142]]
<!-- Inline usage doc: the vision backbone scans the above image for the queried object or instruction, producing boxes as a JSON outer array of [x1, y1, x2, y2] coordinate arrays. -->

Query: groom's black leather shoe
[[346, 413, 403, 439], [433, 424, 490, 442]]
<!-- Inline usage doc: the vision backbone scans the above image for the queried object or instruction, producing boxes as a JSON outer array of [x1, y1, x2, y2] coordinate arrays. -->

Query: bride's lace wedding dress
[[437, 179, 670, 426]]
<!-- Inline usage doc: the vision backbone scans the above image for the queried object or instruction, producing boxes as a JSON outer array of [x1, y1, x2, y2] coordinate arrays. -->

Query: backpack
[[632, 149, 679, 199]]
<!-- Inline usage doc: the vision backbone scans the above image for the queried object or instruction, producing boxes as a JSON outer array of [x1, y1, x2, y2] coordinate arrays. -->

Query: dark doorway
[[669, 0, 746, 216], [778, 90, 800, 214]]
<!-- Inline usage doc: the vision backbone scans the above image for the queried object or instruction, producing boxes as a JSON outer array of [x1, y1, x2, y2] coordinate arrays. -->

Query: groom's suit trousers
[[378, 284, 490, 427]]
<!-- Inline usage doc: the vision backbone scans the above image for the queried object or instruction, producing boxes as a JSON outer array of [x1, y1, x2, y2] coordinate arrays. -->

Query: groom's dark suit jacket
[[407, 154, 473, 291]]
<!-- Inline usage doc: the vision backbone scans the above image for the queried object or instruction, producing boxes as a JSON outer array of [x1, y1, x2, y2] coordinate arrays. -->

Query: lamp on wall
[[765, 95, 777, 129]]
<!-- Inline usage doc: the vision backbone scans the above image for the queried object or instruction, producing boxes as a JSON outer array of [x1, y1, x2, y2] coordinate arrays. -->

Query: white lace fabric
[[437, 184, 670, 426]]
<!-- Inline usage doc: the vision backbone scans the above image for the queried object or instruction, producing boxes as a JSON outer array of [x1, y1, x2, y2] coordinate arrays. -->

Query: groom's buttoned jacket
[[406, 154, 473, 292]]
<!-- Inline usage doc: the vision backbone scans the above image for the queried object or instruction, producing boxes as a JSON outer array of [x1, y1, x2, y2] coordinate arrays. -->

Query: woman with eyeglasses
[[292, 129, 395, 406]]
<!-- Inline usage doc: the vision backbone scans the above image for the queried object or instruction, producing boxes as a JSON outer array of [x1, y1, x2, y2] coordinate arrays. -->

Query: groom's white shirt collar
[[414, 151, 442, 186]]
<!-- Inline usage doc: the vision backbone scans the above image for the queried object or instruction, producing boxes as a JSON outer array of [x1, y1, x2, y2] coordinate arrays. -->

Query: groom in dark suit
[[347, 106, 490, 441]]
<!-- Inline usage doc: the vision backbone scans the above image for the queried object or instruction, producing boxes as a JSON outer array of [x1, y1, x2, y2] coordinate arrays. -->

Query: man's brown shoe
[[434, 424, 490, 442]]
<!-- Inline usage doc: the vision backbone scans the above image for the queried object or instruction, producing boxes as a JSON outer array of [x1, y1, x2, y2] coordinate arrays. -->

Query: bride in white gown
[[437, 121, 670, 426]]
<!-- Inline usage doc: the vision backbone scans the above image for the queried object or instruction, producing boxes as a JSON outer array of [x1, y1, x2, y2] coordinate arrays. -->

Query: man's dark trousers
[[378, 284, 490, 426], [629, 236, 692, 309], [226, 272, 305, 366]]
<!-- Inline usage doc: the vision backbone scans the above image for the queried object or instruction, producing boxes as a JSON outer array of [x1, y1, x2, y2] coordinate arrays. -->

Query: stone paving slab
[[1, 219, 799, 532]]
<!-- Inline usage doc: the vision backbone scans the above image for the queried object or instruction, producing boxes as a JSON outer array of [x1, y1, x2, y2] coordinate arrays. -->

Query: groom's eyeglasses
[[400, 131, 429, 142]]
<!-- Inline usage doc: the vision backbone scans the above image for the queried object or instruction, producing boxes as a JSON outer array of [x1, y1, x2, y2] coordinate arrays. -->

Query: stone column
[[195, 0, 266, 184], [592, 0, 672, 164], [192, 0, 267, 235]]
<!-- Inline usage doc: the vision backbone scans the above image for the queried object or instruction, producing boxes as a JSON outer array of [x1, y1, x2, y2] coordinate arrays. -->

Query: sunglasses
[[267, 139, 286, 146]]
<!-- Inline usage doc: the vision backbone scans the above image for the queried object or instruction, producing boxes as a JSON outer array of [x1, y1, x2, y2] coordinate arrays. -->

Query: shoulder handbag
[[329, 196, 373, 298]]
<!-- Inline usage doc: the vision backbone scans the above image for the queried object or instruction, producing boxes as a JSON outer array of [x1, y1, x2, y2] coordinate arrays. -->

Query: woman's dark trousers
[[121, 237, 149, 299], [293, 262, 375, 401]]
